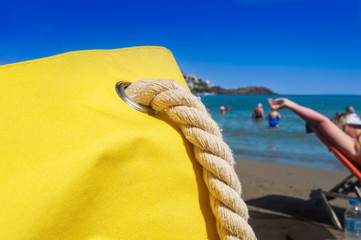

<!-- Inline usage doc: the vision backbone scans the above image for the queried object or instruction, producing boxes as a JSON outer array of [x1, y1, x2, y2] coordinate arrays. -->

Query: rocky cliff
[[211, 86, 276, 95]]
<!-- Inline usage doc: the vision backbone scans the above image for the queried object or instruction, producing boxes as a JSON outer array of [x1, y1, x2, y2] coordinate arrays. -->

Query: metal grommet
[[115, 81, 158, 115]]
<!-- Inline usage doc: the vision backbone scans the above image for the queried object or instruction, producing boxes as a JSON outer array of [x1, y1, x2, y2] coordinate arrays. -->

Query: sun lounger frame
[[316, 133, 361, 230]]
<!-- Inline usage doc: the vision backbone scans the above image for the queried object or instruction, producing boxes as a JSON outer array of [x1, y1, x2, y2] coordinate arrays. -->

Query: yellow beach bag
[[0, 46, 255, 240], [0, 47, 218, 239]]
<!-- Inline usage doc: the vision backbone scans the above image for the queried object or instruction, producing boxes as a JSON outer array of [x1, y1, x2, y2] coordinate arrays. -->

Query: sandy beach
[[235, 159, 353, 240]]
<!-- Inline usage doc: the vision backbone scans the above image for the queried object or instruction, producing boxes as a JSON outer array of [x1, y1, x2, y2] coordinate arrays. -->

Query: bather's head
[[345, 113, 361, 139]]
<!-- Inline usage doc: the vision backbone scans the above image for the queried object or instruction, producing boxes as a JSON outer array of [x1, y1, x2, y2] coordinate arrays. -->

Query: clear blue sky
[[1, 0, 361, 94]]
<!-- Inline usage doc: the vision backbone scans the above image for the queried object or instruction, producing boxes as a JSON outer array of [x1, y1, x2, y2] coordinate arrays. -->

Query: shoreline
[[234, 155, 347, 172], [234, 158, 350, 240]]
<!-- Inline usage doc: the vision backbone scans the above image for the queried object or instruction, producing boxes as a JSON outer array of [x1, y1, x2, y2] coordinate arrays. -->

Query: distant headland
[[182, 72, 277, 95]]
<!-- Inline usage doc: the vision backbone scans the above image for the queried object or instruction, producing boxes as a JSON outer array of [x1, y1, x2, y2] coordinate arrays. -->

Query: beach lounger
[[316, 133, 361, 230]]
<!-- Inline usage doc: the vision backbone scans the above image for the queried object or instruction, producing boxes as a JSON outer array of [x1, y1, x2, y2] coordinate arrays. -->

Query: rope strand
[[125, 79, 256, 240]]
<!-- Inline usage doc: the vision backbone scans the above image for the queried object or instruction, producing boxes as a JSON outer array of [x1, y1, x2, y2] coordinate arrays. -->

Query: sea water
[[200, 95, 361, 171]]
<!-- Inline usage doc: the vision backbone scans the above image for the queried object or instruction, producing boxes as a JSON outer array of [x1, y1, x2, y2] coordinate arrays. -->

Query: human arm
[[268, 98, 361, 161]]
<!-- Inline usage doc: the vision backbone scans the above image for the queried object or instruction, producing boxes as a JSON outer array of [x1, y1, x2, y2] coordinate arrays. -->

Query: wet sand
[[235, 159, 353, 240]]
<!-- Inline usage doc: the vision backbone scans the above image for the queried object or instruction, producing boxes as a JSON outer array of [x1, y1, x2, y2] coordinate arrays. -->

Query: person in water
[[252, 103, 264, 119], [268, 98, 361, 164], [266, 109, 282, 127], [220, 106, 225, 115]]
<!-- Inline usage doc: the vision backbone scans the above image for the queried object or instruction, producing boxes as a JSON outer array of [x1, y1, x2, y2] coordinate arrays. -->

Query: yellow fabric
[[0, 46, 217, 239]]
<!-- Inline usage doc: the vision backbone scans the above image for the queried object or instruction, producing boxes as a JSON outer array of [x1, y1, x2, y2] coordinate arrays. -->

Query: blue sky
[[1, 0, 361, 94]]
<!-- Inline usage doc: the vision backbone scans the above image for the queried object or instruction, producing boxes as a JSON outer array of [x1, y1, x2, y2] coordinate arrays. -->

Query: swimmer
[[266, 109, 282, 128], [252, 103, 264, 119], [220, 106, 225, 115]]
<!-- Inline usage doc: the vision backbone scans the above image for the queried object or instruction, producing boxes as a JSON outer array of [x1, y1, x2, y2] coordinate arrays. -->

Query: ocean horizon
[[200, 94, 361, 171]]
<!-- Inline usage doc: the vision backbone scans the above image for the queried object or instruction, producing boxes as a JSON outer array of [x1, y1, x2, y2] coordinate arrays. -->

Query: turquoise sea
[[200, 95, 361, 171]]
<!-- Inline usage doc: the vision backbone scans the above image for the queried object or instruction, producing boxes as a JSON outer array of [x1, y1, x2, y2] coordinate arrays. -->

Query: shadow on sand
[[246, 192, 345, 240]]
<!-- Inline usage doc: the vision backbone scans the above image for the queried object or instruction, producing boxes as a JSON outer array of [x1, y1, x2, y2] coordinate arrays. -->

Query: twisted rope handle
[[125, 79, 256, 240]]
